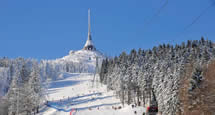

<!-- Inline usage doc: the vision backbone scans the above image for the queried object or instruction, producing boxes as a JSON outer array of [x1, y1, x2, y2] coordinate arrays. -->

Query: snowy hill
[[46, 8, 106, 73], [39, 73, 145, 115], [56, 50, 105, 68], [40, 50, 106, 78]]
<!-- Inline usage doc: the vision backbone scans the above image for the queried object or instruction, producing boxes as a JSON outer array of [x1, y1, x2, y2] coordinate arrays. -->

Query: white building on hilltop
[[83, 9, 96, 51], [53, 9, 105, 73]]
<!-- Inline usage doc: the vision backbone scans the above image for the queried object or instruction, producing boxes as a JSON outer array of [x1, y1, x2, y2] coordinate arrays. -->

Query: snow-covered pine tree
[[7, 69, 20, 115], [99, 38, 215, 114], [28, 62, 44, 114]]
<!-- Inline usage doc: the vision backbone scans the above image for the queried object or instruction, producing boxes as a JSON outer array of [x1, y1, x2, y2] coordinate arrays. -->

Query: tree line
[[0, 58, 44, 115], [0, 56, 94, 115], [99, 38, 215, 114]]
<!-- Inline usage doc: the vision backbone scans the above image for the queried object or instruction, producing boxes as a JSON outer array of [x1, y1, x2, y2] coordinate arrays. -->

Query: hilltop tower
[[83, 9, 96, 51]]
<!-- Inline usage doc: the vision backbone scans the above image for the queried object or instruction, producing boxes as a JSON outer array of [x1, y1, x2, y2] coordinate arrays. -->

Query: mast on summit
[[83, 8, 96, 51], [88, 8, 91, 40]]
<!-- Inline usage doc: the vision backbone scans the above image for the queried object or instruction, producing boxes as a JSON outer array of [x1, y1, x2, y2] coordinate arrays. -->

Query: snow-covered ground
[[39, 73, 145, 115], [56, 50, 105, 67]]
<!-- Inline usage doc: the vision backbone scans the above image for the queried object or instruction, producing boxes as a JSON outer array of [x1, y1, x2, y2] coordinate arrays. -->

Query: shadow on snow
[[48, 92, 103, 107], [46, 102, 120, 112], [50, 96, 112, 107], [49, 80, 81, 89], [45, 92, 120, 113]]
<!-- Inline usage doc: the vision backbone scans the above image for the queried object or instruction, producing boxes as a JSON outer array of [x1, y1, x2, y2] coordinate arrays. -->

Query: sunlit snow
[[39, 73, 145, 115]]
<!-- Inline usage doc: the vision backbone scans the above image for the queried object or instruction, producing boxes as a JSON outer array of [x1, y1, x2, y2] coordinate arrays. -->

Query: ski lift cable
[[183, 2, 215, 31], [171, 1, 215, 42], [144, 0, 169, 26]]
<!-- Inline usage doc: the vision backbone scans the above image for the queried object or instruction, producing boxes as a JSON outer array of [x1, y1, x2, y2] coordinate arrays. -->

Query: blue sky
[[0, 0, 214, 59]]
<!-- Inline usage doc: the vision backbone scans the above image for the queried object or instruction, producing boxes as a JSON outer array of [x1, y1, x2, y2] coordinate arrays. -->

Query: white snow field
[[56, 50, 105, 67], [39, 73, 145, 115]]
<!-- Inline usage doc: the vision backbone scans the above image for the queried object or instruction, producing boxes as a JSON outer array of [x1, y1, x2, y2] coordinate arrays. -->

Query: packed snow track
[[38, 73, 145, 115]]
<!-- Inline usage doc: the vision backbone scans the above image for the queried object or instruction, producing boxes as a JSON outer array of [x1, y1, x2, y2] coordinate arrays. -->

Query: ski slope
[[39, 73, 145, 115], [55, 50, 105, 67]]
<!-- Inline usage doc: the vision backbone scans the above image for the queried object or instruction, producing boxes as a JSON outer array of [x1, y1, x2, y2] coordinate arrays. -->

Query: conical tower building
[[83, 9, 96, 51]]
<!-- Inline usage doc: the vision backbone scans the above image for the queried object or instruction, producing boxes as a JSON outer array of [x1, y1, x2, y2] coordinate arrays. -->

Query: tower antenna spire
[[83, 8, 96, 51], [88, 8, 91, 40]]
